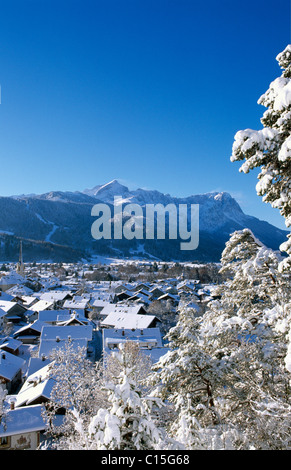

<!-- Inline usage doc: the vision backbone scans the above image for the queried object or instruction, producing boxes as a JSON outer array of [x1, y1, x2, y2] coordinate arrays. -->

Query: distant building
[[16, 241, 25, 277]]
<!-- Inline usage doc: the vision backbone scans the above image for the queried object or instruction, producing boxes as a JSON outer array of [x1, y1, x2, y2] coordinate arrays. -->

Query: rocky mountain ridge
[[0, 180, 288, 263]]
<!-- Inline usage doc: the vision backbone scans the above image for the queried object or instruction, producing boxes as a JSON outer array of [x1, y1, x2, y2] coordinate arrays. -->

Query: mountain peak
[[83, 180, 129, 199]]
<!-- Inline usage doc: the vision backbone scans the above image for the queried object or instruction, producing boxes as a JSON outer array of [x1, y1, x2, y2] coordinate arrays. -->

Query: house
[[5, 284, 34, 298], [56, 311, 90, 327], [0, 404, 46, 450], [40, 290, 71, 303], [38, 325, 93, 360], [99, 303, 147, 320], [90, 299, 111, 316], [126, 292, 151, 305], [114, 283, 135, 294], [13, 320, 47, 344], [0, 300, 27, 323], [133, 282, 152, 292], [38, 309, 87, 325], [156, 293, 179, 306], [0, 337, 22, 355], [102, 327, 169, 364], [24, 356, 51, 379], [0, 350, 25, 393], [40, 291, 73, 308], [20, 295, 39, 309], [14, 362, 55, 408], [115, 291, 133, 302], [148, 286, 165, 299], [0, 271, 25, 292], [177, 280, 199, 293], [63, 298, 90, 314], [29, 299, 54, 313], [101, 311, 160, 329]]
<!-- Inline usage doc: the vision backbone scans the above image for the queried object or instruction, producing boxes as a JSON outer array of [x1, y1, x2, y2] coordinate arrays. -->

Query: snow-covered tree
[[42, 343, 105, 449], [230, 45, 291, 378], [148, 305, 225, 448], [87, 342, 165, 450], [148, 227, 291, 449], [216, 229, 289, 321], [169, 394, 203, 450], [103, 340, 153, 396], [230, 45, 291, 269], [0, 385, 7, 426], [200, 229, 291, 449]]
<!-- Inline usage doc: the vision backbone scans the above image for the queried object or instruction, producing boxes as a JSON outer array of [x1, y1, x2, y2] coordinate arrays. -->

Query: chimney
[[10, 400, 15, 410]]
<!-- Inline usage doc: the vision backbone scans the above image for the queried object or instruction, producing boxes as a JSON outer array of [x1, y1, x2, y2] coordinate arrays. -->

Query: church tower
[[16, 241, 25, 276]]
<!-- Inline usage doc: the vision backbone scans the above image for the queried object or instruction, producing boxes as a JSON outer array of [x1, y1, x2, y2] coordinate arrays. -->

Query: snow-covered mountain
[[0, 180, 288, 262]]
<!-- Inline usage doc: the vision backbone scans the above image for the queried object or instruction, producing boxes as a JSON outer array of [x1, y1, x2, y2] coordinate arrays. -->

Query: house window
[[0, 436, 10, 448]]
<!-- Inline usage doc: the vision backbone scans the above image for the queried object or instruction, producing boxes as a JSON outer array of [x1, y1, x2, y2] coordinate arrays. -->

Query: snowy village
[[0, 248, 221, 450], [1, 1, 291, 454]]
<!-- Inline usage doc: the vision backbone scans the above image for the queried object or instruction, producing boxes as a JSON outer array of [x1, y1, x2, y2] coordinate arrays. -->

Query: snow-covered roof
[[38, 325, 93, 359], [102, 328, 169, 364], [0, 300, 18, 313], [103, 327, 163, 348], [14, 320, 47, 337], [63, 299, 89, 309], [101, 312, 158, 329], [0, 337, 22, 352], [14, 363, 55, 407], [40, 325, 93, 341], [6, 284, 34, 296], [0, 271, 25, 286], [40, 291, 72, 302], [0, 404, 46, 437], [25, 357, 52, 378], [156, 293, 179, 302], [0, 350, 25, 381], [0, 291, 14, 301], [91, 299, 111, 308], [38, 309, 85, 323], [31, 299, 54, 312], [21, 295, 39, 307], [100, 303, 145, 317]]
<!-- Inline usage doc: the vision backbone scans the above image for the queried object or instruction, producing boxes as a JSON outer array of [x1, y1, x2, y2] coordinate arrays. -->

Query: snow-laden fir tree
[[88, 342, 164, 450], [148, 228, 291, 449], [231, 45, 291, 271], [147, 305, 230, 449], [230, 44, 291, 378], [200, 229, 291, 449]]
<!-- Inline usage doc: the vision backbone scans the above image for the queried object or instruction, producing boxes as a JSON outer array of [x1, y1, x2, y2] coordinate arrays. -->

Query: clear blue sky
[[0, 0, 290, 230]]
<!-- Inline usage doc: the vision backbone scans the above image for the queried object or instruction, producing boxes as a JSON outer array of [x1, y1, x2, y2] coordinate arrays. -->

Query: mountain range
[[0, 180, 288, 263]]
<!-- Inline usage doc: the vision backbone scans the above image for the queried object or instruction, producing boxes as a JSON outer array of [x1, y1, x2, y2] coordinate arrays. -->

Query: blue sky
[[0, 0, 290, 230]]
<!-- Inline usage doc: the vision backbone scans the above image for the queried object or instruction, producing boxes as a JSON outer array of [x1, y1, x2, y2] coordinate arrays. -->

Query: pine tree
[[200, 230, 291, 448], [88, 342, 164, 450], [148, 306, 223, 447], [230, 45, 291, 270], [230, 44, 291, 379]]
